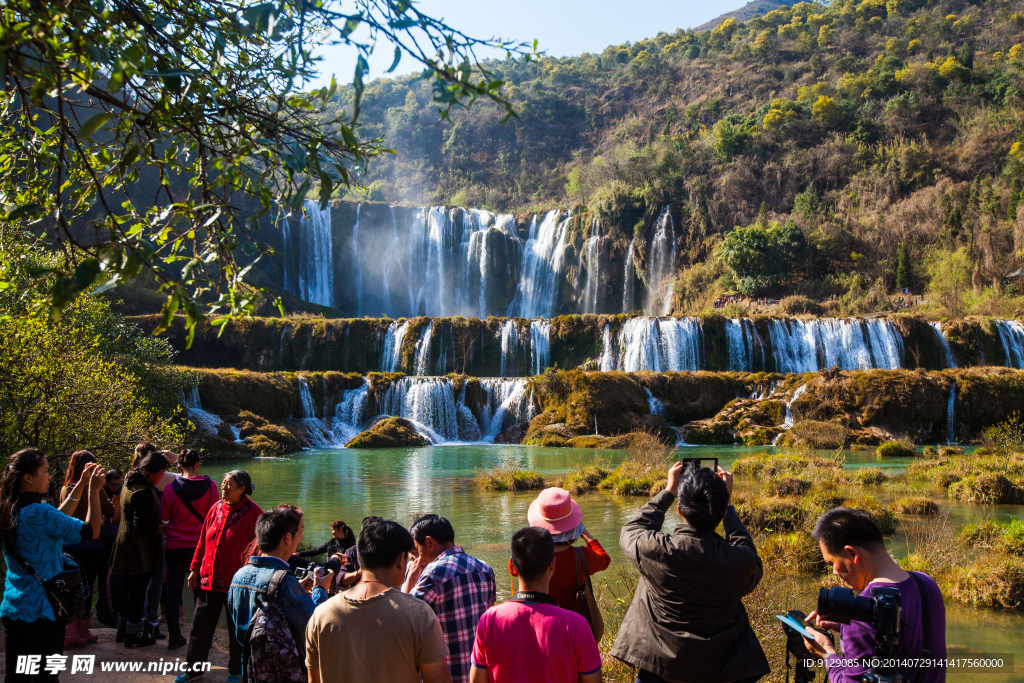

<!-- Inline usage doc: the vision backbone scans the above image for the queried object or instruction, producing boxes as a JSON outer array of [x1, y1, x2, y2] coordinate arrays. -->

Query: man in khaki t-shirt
[[305, 520, 451, 683]]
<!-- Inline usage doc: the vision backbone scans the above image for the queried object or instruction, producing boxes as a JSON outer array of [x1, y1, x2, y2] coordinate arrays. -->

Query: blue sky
[[309, 0, 749, 88]]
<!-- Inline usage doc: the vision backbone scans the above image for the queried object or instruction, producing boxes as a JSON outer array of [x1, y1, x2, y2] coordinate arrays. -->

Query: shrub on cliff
[[345, 417, 430, 449]]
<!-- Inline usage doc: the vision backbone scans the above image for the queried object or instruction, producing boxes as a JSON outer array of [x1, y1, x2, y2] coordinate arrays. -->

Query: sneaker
[[173, 673, 203, 683], [226, 675, 243, 683]]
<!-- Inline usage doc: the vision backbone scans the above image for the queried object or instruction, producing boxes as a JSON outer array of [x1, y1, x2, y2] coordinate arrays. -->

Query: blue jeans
[[143, 533, 166, 624]]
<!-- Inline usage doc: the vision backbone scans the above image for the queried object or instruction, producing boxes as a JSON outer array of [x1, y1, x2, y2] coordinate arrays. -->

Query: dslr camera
[[816, 585, 905, 683], [293, 562, 325, 581]]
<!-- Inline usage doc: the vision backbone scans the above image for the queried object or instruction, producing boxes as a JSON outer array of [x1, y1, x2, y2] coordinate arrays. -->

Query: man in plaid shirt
[[403, 514, 496, 683]]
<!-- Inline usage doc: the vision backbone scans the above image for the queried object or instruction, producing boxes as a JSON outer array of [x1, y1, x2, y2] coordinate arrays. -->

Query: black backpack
[[243, 569, 305, 683]]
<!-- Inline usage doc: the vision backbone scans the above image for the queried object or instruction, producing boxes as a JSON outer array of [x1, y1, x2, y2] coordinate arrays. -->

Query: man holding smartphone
[[610, 461, 770, 683]]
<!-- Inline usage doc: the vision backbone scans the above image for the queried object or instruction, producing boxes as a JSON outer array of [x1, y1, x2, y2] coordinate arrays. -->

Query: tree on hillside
[[720, 220, 807, 296], [927, 248, 973, 319], [0, 0, 533, 341], [896, 243, 912, 292]]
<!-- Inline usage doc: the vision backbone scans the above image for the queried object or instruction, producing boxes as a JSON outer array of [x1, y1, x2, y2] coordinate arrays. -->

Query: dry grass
[[888, 496, 940, 516], [475, 457, 545, 492]]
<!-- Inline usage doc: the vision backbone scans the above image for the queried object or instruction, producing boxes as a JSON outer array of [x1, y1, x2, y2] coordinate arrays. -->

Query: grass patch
[[476, 458, 545, 492], [854, 468, 889, 485], [763, 476, 811, 497], [554, 462, 612, 495], [876, 440, 916, 458], [888, 496, 940, 516]]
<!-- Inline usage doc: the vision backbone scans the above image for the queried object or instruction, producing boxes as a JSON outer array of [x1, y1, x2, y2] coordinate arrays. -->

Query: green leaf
[[73, 258, 101, 292], [6, 203, 44, 221], [78, 112, 111, 140], [386, 47, 402, 73]]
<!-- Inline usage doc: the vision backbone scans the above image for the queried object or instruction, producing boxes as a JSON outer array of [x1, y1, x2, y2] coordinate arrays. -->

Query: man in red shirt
[[470, 527, 601, 683]]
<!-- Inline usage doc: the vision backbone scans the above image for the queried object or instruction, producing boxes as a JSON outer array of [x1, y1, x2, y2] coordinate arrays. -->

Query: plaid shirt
[[410, 546, 496, 683]]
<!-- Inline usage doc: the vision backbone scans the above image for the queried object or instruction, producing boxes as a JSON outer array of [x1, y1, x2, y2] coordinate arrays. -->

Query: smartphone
[[682, 457, 719, 472], [776, 613, 816, 638]]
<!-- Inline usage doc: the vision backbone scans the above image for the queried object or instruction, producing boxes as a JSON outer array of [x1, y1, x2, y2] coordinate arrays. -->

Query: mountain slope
[[694, 0, 800, 31]]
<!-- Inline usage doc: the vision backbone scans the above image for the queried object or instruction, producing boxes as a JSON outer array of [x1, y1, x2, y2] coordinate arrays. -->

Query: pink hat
[[527, 487, 583, 535]]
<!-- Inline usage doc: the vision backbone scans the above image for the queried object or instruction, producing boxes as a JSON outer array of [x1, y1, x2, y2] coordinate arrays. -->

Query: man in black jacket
[[610, 462, 770, 683]]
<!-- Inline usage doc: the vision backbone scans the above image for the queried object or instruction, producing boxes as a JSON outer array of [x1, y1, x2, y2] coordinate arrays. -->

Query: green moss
[[345, 417, 430, 449], [684, 419, 733, 444]]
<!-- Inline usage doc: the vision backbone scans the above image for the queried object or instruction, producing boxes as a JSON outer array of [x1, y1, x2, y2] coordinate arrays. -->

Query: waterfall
[[514, 210, 570, 318], [582, 220, 602, 314], [380, 207, 399, 317], [726, 318, 766, 372], [930, 322, 957, 369], [434, 323, 450, 375], [946, 383, 956, 444], [996, 320, 1024, 368], [773, 384, 807, 445], [182, 384, 225, 436], [644, 387, 665, 418], [644, 206, 676, 316], [530, 320, 551, 375], [500, 320, 519, 377], [478, 379, 534, 441], [622, 235, 637, 314], [379, 377, 461, 443], [350, 204, 363, 316], [330, 385, 369, 444], [617, 317, 702, 372], [414, 322, 435, 376], [296, 199, 334, 307], [599, 323, 615, 372], [382, 320, 410, 372], [298, 377, 336, 448], [768, 318, 902, 373]]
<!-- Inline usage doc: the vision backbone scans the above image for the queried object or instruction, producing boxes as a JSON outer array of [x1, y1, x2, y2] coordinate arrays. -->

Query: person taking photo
[[803, 507, 947, 683]]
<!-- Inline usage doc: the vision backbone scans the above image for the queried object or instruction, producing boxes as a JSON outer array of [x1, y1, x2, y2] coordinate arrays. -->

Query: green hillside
[[324, 0, 1024, 312], [695, 0, 802, 31]]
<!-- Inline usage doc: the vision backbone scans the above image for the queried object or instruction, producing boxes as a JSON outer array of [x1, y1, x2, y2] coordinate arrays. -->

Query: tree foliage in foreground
[[0, 0, 532, 342]]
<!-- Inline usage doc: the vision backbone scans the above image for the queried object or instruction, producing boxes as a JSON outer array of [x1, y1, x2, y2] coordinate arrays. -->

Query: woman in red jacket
[[178, 470, 261, 683], [159, 449, 218, 651], [524, 487, 610, 609]]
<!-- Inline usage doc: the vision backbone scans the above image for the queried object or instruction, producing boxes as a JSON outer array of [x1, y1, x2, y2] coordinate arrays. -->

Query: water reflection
[[204, 445, 1023, 682]]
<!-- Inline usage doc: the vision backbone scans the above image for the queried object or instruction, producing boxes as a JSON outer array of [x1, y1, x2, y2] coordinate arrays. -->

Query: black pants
[[64, 546, 103, 618], [186, 589, 241, 675], [164, 547, 197, 634], [116, 572, 150, 634], [96, 535, 117, 617], [2, 617, 64, 683]]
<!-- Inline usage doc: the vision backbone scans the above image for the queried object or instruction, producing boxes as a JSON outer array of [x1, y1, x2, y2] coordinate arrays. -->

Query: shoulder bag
[[12, 549, 89, 625], [573, 546, 604, 642]]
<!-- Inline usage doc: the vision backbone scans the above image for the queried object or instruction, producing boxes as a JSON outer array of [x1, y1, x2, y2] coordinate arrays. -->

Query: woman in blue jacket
[[0, 448, 106, 682]]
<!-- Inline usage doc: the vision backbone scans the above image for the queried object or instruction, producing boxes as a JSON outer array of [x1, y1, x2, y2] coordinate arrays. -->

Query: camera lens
[[817, 587, 875, 624]]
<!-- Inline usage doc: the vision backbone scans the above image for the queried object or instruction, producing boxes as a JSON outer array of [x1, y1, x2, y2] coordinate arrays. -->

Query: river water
[[203, 445, 1024, 682]]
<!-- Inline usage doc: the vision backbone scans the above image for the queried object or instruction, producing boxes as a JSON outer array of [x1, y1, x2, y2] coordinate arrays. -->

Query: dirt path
[[0, 622, 233, 681]]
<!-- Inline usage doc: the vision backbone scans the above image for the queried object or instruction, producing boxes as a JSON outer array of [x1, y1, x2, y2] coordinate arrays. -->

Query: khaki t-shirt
[[305, 587, 448, 683]]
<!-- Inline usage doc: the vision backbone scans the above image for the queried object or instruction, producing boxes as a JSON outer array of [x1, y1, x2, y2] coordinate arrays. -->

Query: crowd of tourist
[[1, 443, 948, 683]]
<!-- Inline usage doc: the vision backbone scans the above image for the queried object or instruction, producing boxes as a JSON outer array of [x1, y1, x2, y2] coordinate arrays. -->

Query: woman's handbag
[[573, 547, 604, 642], [13, 551, 89, 624]]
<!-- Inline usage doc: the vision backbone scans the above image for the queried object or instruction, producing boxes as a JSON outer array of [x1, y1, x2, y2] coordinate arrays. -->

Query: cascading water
[[995, 320, 1024, 368], [331, 385, 369, 443], [514, 211, 570, 318], [599, 323, 615, 372], [930, 322, 957, 369], [768, 318, 903, 373], [726, 318, 766, 372], [946, 383, 956, 444], [350, 203, 363, 316], [617, 317, 702, 372], [298, 377, 336, 448], [295, 199, 334, 307], [581, 219, 602, 314], [414, 322, 435, 376], [622, 235, 637, 314], [382, 320, 410, 373], [378, 377, 460, 443], [182, 384, 226, 437], [500, 320, 519, 377], [773, 384, 807, 445], [644, 206, 676, 316], [644, 387, 665, 418], [477, 379, 535, 441], [530, 320, 551, 376]]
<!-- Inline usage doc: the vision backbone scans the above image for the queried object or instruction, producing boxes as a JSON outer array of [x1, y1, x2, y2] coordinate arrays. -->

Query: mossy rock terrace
[[345, 417, 430, 449], [135, 313, 1024, 376], [185, 366, 1024, 455]]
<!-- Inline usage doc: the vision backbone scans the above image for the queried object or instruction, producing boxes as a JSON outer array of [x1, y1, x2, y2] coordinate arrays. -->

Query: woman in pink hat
[[519, 487, 610, 610]]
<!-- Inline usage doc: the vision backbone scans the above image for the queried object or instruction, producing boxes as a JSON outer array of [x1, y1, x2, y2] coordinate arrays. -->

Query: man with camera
[[803, 507, 947, 682], [228, 507, 334, 679], [609, 461, 770, 683]]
